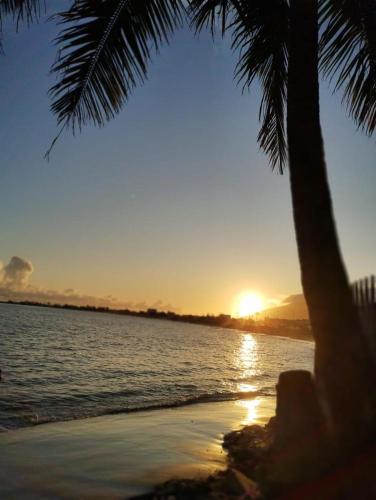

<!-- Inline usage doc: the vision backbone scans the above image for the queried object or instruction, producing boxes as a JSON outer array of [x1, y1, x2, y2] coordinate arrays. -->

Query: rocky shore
[[134, 419, 274, 499], [135, 371, 376, 499]]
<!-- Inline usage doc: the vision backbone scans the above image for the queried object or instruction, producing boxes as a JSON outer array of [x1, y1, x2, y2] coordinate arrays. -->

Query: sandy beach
[[0, 396, 275, 499]]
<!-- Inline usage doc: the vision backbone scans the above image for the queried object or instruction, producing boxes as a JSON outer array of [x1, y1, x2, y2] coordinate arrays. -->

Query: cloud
[[0, 256, 177, 313], [0, 256, 33, 289]]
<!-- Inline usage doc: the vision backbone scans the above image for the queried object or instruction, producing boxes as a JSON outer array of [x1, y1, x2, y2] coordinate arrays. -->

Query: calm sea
[[0, 303, 313, 430]]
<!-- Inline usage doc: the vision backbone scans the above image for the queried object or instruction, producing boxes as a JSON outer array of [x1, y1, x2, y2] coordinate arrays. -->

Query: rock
[[274, 370, 325, 447], [268, 370, 331, 486]]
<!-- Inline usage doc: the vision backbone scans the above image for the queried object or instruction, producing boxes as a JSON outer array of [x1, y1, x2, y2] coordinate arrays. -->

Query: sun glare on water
[[235, 292, 264, 318]]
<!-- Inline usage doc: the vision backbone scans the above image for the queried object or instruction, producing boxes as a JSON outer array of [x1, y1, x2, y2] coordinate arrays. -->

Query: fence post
[[353, 275, 376, 364]]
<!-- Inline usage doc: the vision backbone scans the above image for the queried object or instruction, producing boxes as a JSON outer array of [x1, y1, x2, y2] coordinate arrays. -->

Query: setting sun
[[235, 292, 265, 318]]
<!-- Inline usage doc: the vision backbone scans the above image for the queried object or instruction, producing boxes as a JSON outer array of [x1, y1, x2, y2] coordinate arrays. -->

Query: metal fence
[[352, 276, 376, 358]]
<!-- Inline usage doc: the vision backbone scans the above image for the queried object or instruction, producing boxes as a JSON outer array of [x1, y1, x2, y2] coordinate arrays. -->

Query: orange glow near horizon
[[234, 291, 265, 318]]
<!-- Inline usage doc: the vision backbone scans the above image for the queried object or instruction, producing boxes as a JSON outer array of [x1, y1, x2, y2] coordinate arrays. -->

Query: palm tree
[[3, 0, 376, 447], [192, 0, 376, 447], [286, 0, 376, 447]]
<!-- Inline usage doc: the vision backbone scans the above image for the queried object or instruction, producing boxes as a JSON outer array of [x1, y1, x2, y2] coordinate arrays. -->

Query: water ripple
[[0, 303, 313, 430]]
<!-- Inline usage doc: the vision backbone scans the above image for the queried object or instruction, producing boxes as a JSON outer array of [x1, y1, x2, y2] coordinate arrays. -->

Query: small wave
[[174, 383, 198, 389], [70, 388, 140, 399], [2, 389, 272, 431], [32, 415, 58, 426], [106, 389, 270, 416]]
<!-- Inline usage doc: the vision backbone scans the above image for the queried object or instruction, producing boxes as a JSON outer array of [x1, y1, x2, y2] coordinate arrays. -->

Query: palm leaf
[[319, 0, 376, 135], [48, 0, 185, 155], [189, 0, 288, 173], [0, 0, 43, 24], [189, 0, 230, 35], [0, 0, 44, 50], [231, 0, 288, 173]]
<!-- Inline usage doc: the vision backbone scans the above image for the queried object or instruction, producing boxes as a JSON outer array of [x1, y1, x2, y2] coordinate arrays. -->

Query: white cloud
[[0, 256, 33, 289], [0, 256, 177, 312]]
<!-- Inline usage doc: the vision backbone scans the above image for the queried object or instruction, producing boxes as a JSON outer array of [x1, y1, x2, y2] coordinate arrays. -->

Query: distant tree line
[[1, 299, 312, 341]]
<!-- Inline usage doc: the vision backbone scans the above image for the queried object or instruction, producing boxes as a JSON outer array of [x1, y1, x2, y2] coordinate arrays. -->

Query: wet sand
[[0, 397, 275, 499]]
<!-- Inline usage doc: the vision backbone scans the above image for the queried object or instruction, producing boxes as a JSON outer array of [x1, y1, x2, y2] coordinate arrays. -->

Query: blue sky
[[0, 6, 375, 314]]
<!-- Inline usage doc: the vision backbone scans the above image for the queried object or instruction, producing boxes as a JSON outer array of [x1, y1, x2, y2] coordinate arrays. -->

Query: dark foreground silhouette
[[135, 371, 376, 499]]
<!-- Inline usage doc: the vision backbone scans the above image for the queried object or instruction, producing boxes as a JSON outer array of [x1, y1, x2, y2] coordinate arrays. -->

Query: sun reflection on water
[[239, 334, 257, 370], [236, 333, 261, 424], [238, 333, 258, 383], [236, 398, 261, 425], [238, 382, 257, 393]]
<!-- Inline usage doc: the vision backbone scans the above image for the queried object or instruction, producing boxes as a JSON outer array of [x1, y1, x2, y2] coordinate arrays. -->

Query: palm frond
[[190, 0, 288, 172], [48, 0, 185, 154], [0, 0, 43, 28], [319, 0, 376, 135], [232, 0, 288, 173], [189, 0, 230, 35], [0, 0, 44, 49]]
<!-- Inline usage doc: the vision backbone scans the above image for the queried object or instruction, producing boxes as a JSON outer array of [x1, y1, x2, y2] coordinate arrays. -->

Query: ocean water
[[0, 303, 313, 430]]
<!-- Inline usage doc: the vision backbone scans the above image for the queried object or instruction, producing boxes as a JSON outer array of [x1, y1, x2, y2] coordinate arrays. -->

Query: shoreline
[[1, 389, 270, 433], [0, 397, 275, 499], [0, 300, 313, 342]]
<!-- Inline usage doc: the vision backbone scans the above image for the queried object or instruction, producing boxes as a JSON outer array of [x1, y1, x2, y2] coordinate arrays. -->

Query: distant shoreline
[[0, 299, 312, 341]]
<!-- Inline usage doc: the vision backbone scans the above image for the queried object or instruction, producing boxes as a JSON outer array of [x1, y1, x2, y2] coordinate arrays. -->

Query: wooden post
[[270, 370, 331, 485], [360, 280, 365, 308]]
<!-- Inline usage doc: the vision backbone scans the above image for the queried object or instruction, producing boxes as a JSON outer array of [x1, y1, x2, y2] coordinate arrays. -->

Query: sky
[[0, 5, 375, 316]]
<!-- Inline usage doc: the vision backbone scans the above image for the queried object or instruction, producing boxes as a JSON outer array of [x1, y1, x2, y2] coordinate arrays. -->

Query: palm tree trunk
[[287, 0, 376, 447]]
